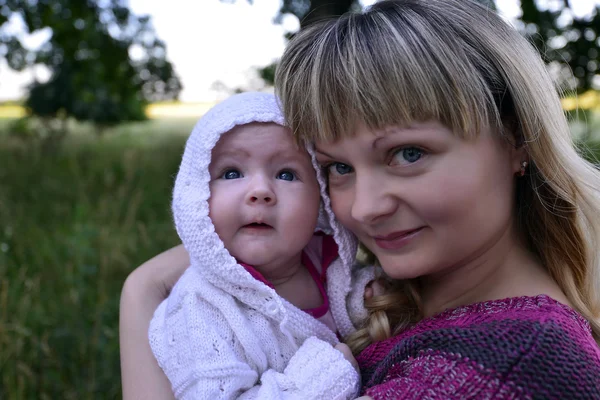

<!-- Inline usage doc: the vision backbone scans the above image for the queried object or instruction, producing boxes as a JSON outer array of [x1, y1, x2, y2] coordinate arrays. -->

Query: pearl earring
[[519, 161, 528, 177]]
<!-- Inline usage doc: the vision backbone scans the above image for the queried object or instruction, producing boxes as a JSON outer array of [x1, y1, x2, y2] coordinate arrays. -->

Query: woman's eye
[[222, 169, 242, 179], [326, 163, 353, 176], [391, 147, 424, 165], [276, 170, 296, 181]]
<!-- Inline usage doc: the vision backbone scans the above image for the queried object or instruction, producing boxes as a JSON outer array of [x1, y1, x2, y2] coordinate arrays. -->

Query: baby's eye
[[326, 163, 353, 176], [222, 169, 242, 179], [390, 147, 425, 165], [276, 170, 296, 181]]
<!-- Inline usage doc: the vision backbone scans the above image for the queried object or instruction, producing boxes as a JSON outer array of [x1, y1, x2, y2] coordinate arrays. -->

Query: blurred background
[[0, 0, 599, 398]]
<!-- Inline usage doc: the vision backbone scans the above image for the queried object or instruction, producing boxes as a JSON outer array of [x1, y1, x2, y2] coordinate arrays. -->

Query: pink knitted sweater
[[357, 295, 600, 399]]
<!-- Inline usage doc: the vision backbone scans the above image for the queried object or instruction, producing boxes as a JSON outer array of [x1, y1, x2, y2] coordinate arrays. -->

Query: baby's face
[[208, 122, 321, 273]]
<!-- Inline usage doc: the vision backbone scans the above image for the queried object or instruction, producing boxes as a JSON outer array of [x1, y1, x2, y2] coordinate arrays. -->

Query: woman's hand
[[119, 244, 189, 400]]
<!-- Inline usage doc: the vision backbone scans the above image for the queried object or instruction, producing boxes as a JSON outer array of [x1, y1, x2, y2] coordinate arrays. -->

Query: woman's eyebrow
[[314, 148, 336, 158], [373, 136, 387, 149]]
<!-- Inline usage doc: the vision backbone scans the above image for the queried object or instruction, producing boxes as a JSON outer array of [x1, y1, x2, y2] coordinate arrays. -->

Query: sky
[[0, 0, 599, 102]]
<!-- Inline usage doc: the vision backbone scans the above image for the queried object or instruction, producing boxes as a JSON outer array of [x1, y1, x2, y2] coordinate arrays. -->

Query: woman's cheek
[[408, 171, 476, 223]]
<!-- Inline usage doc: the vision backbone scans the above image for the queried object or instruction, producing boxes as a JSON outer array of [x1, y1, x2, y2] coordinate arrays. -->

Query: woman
[[121, 0, 600, 398]]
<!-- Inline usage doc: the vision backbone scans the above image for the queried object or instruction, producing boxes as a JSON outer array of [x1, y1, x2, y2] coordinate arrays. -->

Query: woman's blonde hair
[[276, 0, 600, 353]]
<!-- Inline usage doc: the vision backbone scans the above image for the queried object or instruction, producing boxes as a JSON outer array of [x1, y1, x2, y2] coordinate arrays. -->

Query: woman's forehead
[[314, 121, 454, 147]]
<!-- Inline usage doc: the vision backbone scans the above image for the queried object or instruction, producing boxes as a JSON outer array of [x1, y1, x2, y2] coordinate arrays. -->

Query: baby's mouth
[[243, 222, 273, 229]]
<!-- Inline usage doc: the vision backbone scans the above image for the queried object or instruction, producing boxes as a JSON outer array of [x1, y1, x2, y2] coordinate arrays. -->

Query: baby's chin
[[233, 251, 276, 268], [234, 251, 297, 274]]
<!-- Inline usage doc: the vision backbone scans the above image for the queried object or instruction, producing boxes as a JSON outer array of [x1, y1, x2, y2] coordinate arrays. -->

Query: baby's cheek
[[208, 197, 235, 242], [291, 187, 320, 218], [288, 206, 319, 234]]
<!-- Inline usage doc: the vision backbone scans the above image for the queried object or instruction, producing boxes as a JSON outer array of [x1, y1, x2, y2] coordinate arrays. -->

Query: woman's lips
[[373, 227, 424, 250]]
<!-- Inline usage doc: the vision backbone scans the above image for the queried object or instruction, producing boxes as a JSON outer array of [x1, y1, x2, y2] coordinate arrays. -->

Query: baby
[[149, 92, 376, 399]]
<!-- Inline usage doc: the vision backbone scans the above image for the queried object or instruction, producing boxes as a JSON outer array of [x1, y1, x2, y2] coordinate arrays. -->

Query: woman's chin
[[376, 256, 431, 280]]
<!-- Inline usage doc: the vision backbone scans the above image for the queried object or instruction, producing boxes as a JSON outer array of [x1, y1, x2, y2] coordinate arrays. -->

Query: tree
[[518, 0, 600, 94], [0, 0, 182, 141], [274, 0, 359, 29]]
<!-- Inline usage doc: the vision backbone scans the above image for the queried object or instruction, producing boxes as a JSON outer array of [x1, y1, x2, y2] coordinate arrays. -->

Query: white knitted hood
[[171, 92, 358, 295]]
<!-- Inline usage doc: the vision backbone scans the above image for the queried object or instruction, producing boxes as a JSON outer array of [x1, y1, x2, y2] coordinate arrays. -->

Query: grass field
[[0, 108, 599, 399], [0, 118, 195, 399]]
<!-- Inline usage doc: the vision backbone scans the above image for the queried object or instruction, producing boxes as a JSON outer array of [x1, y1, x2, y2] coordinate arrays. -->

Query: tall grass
[[0, 120, 193, 399]]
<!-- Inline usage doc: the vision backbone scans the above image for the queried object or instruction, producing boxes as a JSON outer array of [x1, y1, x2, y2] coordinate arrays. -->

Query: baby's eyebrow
[[271, 150, 311, 163], [213, 148, 251, 159]]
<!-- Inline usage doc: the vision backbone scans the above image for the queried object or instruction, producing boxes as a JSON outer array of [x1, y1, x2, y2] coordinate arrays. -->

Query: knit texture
[[149, 92, 371, 399], [357, 295, 600, 399]]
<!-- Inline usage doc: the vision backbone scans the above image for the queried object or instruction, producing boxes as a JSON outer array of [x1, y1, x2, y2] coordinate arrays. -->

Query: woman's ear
[[503, 120, 529, 176], [511, 144, 529, 177]]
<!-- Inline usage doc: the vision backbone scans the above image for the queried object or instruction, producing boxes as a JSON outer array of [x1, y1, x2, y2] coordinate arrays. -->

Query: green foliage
[[577, 139, 600, 166], [566, 107, 600, 141], [518, 0, 600, 94], [258, 62, 277, 85], [6, 116, 71, 149], [0, 0, 182, 131], [6, 117, 36, 140], [275, 0, 359, 28], [0, 120, 194, 399]]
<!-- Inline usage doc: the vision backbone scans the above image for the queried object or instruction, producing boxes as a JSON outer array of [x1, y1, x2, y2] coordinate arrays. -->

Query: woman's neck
[[419, 223, 569, 317]]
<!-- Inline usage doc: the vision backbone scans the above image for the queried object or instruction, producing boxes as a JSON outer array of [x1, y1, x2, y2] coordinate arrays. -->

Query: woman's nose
[[351, 174, 396, 223]]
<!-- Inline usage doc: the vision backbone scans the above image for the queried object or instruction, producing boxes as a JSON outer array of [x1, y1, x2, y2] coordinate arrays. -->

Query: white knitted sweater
[[149, 92, 376, 400]]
